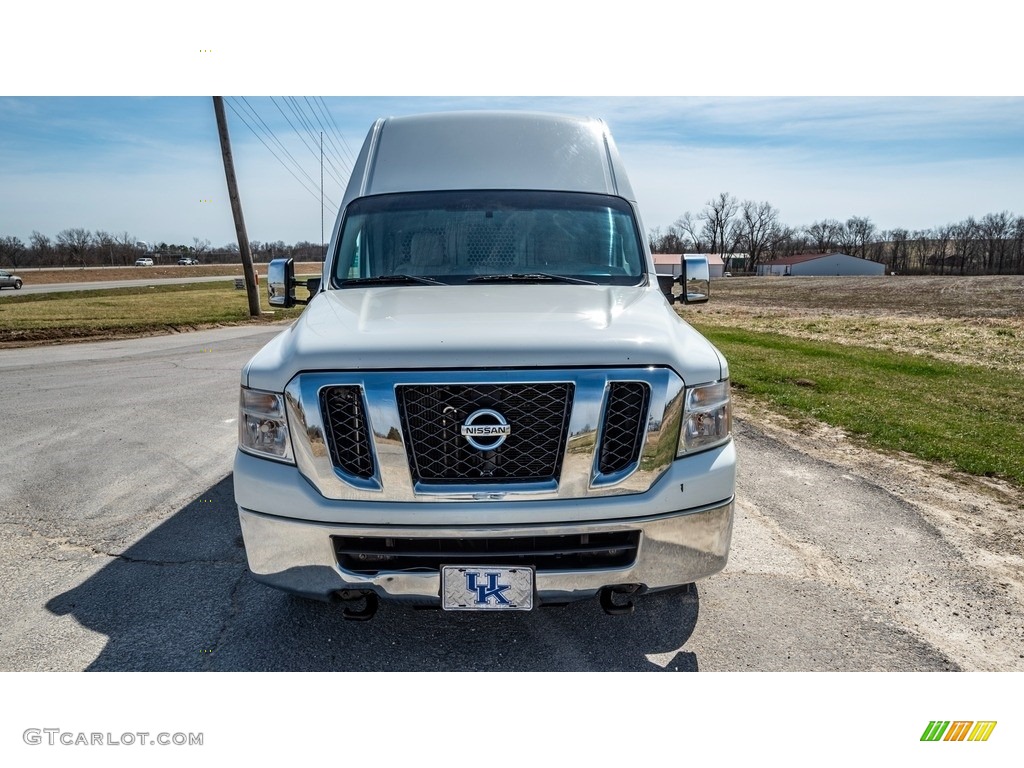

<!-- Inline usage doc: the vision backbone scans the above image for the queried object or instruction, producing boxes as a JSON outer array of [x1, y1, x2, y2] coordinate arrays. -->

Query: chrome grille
[[598, 382, 651, 475], [334, 531, 640, 574], [396, 383, 574, 484], [320, 386, 375, 479]]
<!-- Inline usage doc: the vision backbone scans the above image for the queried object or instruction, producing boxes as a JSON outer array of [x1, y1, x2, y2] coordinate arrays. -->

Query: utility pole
[[320, 131, 325, 260], [213, 96, 261, 317]]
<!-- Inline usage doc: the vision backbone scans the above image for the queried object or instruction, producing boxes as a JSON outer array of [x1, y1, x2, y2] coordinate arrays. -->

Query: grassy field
[[0, 281, 305, 345], [683, 275, 1024, 486]]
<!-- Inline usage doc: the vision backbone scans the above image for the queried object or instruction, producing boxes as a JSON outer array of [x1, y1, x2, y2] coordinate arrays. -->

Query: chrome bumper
[[238, 500, 733, 604]]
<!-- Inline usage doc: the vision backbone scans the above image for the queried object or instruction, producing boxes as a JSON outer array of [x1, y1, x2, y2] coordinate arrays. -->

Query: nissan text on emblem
[[460, 409, 512, 451]]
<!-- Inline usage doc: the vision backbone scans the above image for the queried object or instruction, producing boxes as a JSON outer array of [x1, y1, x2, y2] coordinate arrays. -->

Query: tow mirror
[[268, 258, 319, 308], [682, 255, 710, 304]]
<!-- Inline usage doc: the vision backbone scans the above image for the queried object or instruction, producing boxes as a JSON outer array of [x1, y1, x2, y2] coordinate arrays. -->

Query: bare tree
[[844, 216, 877, 259], [55, 228, 92, 268], [979, 211, 1012, 274], [735, 200, 780, 272], [804, 219, 844, 253], [931, 225, 954, 275], [647, 226, 662, 253], [949, 217, 981, 275], [699, 193, 739, 256], [30, 231, 52, 266], [673, 212, 707, 253], [114, 231, 140, 266], [907, 229, 931, 273], [94, 230, 116, 266], [649, 225, 689, 254], [1012, 216, 1024, 273], [192, 237, 212, 255], [0, 236, 26, 269], [883, 228, 910, 274]]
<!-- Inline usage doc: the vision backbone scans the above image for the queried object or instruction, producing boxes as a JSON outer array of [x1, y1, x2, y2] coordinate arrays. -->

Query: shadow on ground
[[47, 476, 700, 671]]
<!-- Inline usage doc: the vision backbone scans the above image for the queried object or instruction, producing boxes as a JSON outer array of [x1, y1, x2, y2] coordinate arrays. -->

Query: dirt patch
[[734, 398, 1024, 610]]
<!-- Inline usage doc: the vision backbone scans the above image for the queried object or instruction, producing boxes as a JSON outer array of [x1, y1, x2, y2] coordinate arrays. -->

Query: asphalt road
[[1, 327, 1021, 671]]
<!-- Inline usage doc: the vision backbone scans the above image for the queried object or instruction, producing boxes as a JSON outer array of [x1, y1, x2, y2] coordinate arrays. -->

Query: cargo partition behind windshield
[[332, 190, 646, 286]]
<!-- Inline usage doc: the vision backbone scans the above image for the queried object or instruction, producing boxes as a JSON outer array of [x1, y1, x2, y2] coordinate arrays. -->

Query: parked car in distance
[[135, 257, 155, 266], [0, 269, 24, 289], [177, 257, 199, 265]]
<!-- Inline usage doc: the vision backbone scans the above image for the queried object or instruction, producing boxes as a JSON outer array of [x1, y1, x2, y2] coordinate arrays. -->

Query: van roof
[[341, 111, 636, 207]]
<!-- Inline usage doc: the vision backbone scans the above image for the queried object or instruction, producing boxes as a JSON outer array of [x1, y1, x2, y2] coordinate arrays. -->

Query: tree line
[[647, 193, 1024, 275], [0, 229, 327, 269]]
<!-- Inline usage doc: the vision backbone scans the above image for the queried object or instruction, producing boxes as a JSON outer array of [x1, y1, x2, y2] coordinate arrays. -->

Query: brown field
[[13, 262, 324, 285], [686, 275, 1024, 374]]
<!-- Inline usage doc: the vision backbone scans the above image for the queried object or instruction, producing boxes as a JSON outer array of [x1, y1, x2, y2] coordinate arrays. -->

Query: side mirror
[[682, 255, 710, 304], [268, 258, 318, 308], [268, 258, 294, 307]]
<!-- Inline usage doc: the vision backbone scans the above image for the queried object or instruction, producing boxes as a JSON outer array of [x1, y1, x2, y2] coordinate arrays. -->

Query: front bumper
[[237, 499, 733, 604]]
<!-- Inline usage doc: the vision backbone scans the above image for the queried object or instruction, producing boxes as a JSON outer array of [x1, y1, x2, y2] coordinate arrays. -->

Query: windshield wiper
[[340, 274, 446, 287], [467, 272, 596, 285]]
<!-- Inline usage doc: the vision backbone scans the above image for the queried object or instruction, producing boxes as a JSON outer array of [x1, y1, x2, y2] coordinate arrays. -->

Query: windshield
[[330, 190, 646, 287]]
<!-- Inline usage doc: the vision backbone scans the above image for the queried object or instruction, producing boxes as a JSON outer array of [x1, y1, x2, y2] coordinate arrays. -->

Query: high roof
[[341, 112, 635, 208]]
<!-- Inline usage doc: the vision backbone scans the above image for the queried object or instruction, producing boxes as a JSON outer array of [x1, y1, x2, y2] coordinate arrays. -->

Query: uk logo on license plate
[[441, 565, 534, 611]]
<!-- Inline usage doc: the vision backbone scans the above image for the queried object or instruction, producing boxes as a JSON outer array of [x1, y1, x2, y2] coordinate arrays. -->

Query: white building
[[654, 253, 730, 278], [652, 253, 682, 277], [757, 252, 885, 277]]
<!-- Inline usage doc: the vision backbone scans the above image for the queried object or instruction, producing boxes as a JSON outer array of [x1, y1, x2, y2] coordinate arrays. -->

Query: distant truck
[[233, 112, 735, 618]]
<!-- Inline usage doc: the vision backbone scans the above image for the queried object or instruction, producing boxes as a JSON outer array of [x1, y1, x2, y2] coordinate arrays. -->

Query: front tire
[[14, 279, 22, 289]]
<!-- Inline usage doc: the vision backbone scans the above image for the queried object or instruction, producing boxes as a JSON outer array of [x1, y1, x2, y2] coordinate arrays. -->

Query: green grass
[[0, 281, 306, 341], [691, 323, 1024, 485]]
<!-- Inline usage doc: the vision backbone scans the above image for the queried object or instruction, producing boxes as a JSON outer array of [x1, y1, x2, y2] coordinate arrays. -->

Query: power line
[[228, 97, 333, 205], [286, 96, 349, 186], [235, 96, 328, 199], [224, 98, 336, 208], [304, 96, 352, 178], [273, 96, 347, 189], [317, 96, 358, 168]]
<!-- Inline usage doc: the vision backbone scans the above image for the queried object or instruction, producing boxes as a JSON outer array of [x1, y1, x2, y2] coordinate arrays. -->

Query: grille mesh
[[598, 382, 651, 475], [334, 531, 641, 574], [397, 383, 573, 484], [320, 386, 375, 479]]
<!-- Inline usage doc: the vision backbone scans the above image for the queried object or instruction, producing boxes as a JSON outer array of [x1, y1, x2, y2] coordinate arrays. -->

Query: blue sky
[[2, 3, 1022, 248], [2, 96, 1022, 247]]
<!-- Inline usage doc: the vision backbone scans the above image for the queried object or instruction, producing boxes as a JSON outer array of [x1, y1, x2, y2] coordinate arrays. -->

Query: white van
[[234, 112, 734, 618]]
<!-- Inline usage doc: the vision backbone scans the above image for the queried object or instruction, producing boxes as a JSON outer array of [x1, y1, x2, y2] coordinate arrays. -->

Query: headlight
[[239, 387, 294, 463], [677, 379, 731, 456]]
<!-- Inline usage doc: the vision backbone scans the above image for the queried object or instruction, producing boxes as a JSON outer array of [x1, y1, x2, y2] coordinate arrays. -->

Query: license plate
[[441, 565, 534, 611]]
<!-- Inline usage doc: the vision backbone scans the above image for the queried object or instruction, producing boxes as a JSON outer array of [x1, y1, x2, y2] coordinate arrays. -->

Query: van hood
[[243, 284, 726, 390]]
